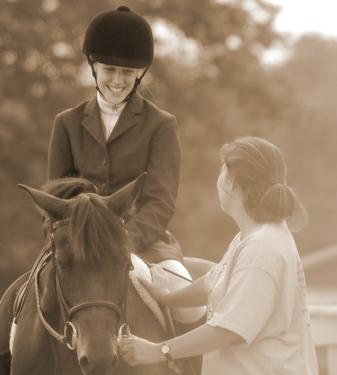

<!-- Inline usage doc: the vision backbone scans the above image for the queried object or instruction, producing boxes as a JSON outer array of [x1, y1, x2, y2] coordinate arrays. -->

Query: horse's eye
[[57, 259, 71, 271], [56, 251, 72, 271], [55, 236, 71, 249]]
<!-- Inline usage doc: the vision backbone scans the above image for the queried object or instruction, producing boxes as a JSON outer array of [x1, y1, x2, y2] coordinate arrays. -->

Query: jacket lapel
[[107, 92, 144, 144], [81, 97, 106, 146]]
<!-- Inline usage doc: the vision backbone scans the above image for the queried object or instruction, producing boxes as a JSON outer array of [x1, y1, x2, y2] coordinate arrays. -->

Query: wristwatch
[[160, 342, 173, 361]]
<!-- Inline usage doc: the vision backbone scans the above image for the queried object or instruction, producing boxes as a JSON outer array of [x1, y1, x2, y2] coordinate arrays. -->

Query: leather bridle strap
[[13, 247, 52, 323], [68, 302, 123, 321], [34, 261, 68, 345]]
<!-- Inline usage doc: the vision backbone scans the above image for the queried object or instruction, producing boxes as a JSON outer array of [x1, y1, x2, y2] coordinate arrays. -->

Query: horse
[[1, 176, 178, 375], [0, 177, 101, 374]]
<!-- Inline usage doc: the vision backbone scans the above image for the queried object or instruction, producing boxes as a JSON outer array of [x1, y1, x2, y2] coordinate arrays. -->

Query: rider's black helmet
[[82, 6, 154, 68]]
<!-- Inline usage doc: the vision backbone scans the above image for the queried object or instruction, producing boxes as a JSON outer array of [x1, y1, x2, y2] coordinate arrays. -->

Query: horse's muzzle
[[79, 350, 119, 375]]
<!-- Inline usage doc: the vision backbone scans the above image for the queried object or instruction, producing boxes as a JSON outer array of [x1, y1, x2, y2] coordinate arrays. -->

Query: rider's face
[[94, 62, 142, 105]]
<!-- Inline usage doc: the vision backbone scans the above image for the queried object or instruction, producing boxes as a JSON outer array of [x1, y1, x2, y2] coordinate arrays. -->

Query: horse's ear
[[103, 172, 147, 217], [17, 184, 74, 220]]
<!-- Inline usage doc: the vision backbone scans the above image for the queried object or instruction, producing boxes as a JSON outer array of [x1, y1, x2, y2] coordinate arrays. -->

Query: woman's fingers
[[119, 337, 136, 364], [119, 335, 160, 365], [120, 336, 133, 347]]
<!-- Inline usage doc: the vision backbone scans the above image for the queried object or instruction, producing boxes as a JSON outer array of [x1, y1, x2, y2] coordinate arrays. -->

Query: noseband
[[35, 220, 131, 351]]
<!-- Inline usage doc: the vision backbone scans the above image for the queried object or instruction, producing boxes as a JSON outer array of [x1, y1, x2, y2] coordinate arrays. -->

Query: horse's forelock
[[69, 194, 127, 264], [42, 177, 97, 199]]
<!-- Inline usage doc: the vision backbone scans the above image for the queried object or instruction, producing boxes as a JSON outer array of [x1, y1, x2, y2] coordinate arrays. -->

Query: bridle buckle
[[118, 323, 130, 338], [64, 321, 78, 351]]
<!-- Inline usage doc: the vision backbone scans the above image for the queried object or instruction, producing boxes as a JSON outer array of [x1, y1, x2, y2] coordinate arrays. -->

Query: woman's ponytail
[[220, 137, 308, 231]]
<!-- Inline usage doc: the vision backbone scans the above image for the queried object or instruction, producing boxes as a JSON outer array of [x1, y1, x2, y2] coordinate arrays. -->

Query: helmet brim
[[89, 53, 150, 69]]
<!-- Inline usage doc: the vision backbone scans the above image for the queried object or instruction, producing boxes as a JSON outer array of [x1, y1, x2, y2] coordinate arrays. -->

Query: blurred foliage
[[1, 0, 336, 293]]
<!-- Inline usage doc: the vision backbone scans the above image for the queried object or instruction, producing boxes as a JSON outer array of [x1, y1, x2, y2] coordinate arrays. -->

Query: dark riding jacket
[[48, 92, 181, 260]]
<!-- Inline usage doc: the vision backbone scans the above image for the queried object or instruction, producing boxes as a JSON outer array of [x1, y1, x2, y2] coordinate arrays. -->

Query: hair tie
[[259, 181, 286, 204], [270, 182, 284, 188]]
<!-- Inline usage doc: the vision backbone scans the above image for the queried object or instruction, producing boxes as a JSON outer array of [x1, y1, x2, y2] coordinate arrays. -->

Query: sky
[[262, 0, 337, 64], [155, 0, 337, 65], [269, 0, 337, 38]]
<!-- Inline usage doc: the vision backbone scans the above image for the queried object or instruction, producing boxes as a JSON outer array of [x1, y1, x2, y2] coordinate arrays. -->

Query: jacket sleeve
[[47, 115, 75, 180], [125, 116, 181, 253]]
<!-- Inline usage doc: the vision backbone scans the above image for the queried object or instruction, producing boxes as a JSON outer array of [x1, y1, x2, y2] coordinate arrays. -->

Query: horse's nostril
[[79, 355, 92, 372], [112, 353, 118, 368]]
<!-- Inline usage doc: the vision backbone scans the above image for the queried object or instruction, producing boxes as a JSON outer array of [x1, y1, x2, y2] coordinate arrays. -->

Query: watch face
[[161, 344, 170, 354]]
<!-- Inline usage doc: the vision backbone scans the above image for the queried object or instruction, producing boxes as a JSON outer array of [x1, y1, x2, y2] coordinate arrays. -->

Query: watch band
[[164, 351, 173, 361], [160, 342, 173, 361]]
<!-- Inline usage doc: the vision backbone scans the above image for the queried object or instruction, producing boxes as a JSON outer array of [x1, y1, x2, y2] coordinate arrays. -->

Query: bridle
[[35, 219, 132, 351]]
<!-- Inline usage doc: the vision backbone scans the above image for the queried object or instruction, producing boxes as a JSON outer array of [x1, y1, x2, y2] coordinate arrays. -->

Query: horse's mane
[[42, 177, 98, 198], [42, 177, 128, 265]]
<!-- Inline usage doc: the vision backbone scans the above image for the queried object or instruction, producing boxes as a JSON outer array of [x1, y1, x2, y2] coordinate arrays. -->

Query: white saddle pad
[[129, 254, 166, 330]]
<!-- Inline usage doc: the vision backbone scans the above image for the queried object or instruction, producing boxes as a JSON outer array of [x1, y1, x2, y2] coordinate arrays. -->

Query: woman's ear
[[223, 174, 234, 193]]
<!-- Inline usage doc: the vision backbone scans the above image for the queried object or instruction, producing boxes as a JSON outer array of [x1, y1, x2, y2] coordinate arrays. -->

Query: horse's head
[[18, 175, 145, 375]]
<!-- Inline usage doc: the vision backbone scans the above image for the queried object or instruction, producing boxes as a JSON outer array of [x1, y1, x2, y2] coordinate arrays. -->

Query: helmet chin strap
[[86, 54, 105, 98], [123, 65, 149, 102], [86, 54, 150, 105]]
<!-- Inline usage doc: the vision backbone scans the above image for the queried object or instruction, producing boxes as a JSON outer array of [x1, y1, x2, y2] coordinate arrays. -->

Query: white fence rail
[[310, 304, 337, 375]]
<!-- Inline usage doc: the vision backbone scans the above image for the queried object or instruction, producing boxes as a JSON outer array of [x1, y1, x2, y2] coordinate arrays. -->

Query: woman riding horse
[[47, 6, 205, 326]]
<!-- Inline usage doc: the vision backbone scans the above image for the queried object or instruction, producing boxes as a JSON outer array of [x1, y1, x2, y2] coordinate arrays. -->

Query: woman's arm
[[120, 323, 243, 365], [166, 323, 243, 358], [142, 271, 209, 307]]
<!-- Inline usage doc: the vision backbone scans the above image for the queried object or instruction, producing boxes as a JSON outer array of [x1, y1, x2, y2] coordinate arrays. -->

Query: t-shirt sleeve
[[207, 267, 278, 346], [203, 263, 220, 289]]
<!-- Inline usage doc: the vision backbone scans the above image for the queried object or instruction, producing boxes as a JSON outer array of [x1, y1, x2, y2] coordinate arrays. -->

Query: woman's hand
[[118, 334, 164, 366], [139, 265, 170, 304]]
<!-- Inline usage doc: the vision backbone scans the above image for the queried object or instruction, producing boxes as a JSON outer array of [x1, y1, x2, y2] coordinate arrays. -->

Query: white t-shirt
[[202, 223, 318, 375]]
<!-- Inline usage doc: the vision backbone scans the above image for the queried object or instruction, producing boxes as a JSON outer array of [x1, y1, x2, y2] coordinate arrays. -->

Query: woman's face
[[217, 163, 234, 213], [94, 62, 142, 105]]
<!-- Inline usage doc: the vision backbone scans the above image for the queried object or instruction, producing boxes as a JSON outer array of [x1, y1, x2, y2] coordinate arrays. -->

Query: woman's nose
[[110, 71, 123, 84]]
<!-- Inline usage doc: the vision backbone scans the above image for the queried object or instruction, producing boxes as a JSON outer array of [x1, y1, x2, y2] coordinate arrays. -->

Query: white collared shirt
[[97, 93, 126, 141]]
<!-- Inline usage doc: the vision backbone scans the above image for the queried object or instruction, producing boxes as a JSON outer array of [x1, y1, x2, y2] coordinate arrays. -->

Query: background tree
[[1, 0, 336, 294]]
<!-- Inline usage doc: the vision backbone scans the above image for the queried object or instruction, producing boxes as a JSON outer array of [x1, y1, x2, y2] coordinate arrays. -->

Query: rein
[[34, 259, 71, 347]]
